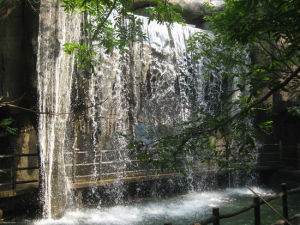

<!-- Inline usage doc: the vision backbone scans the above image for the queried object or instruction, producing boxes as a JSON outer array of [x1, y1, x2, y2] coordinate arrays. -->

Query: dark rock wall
[[0, 0, 39, 182], [273, 91, 300, 169]]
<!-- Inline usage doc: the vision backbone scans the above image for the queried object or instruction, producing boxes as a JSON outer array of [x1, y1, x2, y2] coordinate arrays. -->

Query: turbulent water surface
[[30, 186, 300, 225]]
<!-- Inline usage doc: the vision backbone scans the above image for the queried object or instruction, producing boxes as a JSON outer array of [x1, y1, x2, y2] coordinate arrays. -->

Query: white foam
[[34, 187, 274, 225]]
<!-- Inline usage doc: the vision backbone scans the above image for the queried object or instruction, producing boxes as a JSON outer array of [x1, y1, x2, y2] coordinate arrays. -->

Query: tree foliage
[[0, 97, 18, 135], [128, 0, 300, 171], [0, 117, 17, 134], [62, 0, 184, 71]]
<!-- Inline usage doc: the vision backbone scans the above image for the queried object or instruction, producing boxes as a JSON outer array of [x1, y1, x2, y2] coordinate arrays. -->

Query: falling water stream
[[34, 0, 277, 223], [37, 0, 81, 218]]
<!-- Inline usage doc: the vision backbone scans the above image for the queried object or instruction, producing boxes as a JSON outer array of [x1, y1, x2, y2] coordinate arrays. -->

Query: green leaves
[[64, 43, 96, 69], [0, 118, 17, 135], [61, 0, 184, 70], [144, 0, 184, 25], [0, 169, 8, 174], [262, 77, 270, 81], [259, 120, 273, 131]]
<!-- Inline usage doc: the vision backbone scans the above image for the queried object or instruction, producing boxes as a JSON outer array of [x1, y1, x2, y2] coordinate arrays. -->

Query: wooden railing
[[164, 183, 300, 225]]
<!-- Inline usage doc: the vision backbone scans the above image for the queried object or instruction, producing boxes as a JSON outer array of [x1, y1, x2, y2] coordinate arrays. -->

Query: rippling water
[[30, 186, 297, 225]]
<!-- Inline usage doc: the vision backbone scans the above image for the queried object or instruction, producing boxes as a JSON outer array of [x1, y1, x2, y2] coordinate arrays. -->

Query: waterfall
[[36, 1, 225, 218], [72, 16, 223, 201], [37, 0, 81, 218]]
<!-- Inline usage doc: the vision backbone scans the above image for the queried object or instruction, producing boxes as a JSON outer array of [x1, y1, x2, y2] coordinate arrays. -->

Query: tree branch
[[0, 98, 108, 116], [92, 0, 117, 40], [250, 66, 300, 109]]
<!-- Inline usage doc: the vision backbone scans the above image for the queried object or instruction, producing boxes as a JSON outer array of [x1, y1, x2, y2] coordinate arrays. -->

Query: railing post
[[72, 149, 76, 183], [281, 183, 288, 225], [297, 143, 300, 170], [11, 152, 16, 190], [99, 150, 103, 180], [213, 207, 220, 225], [279, 140, 283, 162], [254, 196, 261, 225]]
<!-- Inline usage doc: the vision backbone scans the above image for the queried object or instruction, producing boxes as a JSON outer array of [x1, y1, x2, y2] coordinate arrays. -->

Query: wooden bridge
[[0, 143, 294, 199]]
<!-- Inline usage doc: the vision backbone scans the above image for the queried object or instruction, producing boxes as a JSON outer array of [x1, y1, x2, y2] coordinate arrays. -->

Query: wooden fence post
[[281, 183, 288, 225], [254, 196, 261, 225], [164, 222, 172, 225], [213, 207, 220, 225]]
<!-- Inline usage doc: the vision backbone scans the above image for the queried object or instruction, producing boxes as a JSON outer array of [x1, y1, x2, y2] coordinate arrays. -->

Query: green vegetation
[[0, 117, 17, 134], [62, 0, 184, 71], [0, 97, 18, 135], [128, 0, 300, 171]]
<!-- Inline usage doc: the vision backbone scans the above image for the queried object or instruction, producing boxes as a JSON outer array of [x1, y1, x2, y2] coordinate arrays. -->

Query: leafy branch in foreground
[[61, 0, 184, 71], [0, 97, 19, 135], [128, 0, 300, 172]]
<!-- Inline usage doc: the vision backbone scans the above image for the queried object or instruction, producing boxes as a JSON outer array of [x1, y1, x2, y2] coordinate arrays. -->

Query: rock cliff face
[[36, 0, 81, 218], [0, 0, 39, 182]]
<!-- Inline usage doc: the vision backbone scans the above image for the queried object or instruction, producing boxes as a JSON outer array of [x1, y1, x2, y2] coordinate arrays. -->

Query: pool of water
[[28, 186, 300, 225]]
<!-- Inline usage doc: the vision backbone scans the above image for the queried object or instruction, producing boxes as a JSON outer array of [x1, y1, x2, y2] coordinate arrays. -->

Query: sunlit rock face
[[133, 0, 223, 8], [37, 0, 81, 219], [168, 0, 223, 7]]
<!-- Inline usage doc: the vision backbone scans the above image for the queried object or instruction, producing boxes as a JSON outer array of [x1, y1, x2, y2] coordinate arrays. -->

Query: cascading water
[[37, 0, 81, 218], [78, 16, 222, 199], [37, 0, 225, 219]]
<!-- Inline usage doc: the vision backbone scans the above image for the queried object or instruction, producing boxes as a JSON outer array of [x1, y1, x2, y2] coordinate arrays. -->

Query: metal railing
[[66, 143, 298, 184], [0, 151, 39, 191], [1, 142, 298, 192]]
